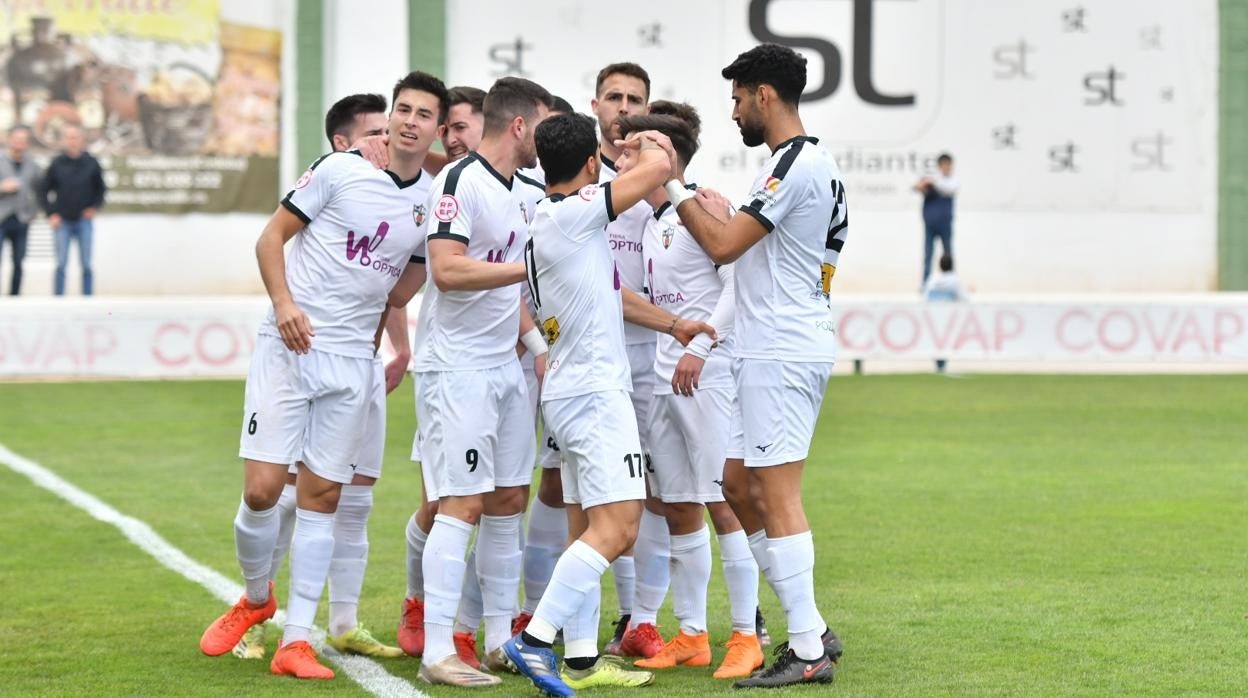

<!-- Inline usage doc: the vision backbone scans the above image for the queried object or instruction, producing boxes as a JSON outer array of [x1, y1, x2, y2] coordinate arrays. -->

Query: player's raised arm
[[604, 130, 672, 215]]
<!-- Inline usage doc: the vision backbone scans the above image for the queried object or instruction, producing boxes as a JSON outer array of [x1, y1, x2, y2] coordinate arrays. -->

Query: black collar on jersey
[[652, 183, 697, 220], [599, 152, 617, 172], [470, 152, 512, 190], [771, 135, 819, 155], [384, 168, 422, 189], [547, 192, 568, 202]]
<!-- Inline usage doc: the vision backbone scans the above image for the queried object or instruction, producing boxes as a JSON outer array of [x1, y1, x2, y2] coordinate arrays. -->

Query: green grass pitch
[[0, 375, 1245, 696]]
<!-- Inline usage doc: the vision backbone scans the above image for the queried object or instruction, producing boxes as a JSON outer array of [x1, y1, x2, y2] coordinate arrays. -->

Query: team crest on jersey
[[661, 224, 674, 249], [519, 201, 529, 224], [413, 204, 427, 226]]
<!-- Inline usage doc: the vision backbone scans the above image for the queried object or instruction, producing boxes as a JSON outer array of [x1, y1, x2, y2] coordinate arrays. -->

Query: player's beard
[[520, 139, 539, 169], [738, 115, 765, 148]]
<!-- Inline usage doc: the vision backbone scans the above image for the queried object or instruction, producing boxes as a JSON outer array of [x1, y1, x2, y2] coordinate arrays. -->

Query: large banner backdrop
[[0, 1, 281, 213], [445, 0, 1217, 214]]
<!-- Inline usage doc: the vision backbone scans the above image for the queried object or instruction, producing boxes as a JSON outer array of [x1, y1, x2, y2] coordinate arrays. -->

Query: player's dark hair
[[483, 77, 554, 136], [646, 100, 701, 139], [940, 254, 954, 272], [535, 113, 598, 186], [446, 85, 486, 118], [616, 112, 699, 171], [595, 62, 651, 100], [391, 70, 450, 125], [721, 43, 807, 105], [551, 95, 574, 115], [937, 153, 954, 165], [324, 93, 387, 148]]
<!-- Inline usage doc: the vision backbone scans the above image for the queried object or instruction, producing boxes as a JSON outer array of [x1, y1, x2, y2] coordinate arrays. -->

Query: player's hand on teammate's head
[[671, 318, 716, 348], [694, 188, 734, 224], [274, 300, 315, 354], [353, 134, 390, 170]]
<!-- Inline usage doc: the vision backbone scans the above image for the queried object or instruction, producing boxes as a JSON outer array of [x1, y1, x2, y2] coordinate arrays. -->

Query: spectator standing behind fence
[[914, 152, 958, 286], [40, 125, 106, 296], [923, 253, 967, 374], [0, 126, 42, 295]]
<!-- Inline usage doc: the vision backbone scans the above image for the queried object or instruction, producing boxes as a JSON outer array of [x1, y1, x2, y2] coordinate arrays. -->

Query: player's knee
[[242, 481, 283, 511], [721, 476, 750, 510], [485, 486, 527, 516], [538, 471, 563, 505], [706, 502, 741, 533]]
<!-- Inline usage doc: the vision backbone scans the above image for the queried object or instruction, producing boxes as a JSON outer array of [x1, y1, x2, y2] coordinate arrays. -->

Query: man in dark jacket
[[0, 126, 42, 295], [914, 152, 959, 286], [41, 124, 106, 295]]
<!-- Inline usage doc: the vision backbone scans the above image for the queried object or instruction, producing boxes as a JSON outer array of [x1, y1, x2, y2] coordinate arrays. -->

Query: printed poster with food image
[[0, 1, 281, 213]]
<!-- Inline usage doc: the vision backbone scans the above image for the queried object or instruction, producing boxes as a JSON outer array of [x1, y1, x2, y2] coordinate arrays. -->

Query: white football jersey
[[735, 136, 848, 362], [414, 153, 543, 372], [260, 151, 430, 359], [643, 197, 735, 394], [599, 152, 656, 346], [525, 182, 631, 401]]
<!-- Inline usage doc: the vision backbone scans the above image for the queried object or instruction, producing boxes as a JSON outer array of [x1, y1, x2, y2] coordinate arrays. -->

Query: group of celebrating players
[[195, 42, 850, 695]]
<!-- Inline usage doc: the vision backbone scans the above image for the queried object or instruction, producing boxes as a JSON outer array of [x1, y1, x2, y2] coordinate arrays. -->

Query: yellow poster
[[0, 1, 281, 213]]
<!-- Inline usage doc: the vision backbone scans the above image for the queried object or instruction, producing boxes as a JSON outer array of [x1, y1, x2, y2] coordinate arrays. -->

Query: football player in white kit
[[409, 76, 552, 687], [589, 61, 671, 658], [230, 92, 410, 662], [199, 71, 447, 680], [503, 114, 714, 696], [654, 43, 850, 689], [613, 106, 766, 680], [397, 84, 486, 662]]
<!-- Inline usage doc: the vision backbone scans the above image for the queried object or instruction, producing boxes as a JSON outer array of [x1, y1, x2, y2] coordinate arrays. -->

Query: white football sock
[[563, 580, 601, 660], [476, 512, 523, 651], [404, 513, 429, 599], [747, 529, 774, 588], [328, 484, 372, 637], [421, 514, 473, 664], [766, 531, 827, 661], [234, 497, 280, 604], [268, 483, 297, 584], [454, 541, 484, 634], [669, 526, 711, 634], [718, 530, 759, 634], [610, 555, 635, 617], [631, 509, 670, 625], [522, 499, 567, 613], [283, 508, 336, 645], [527, 540, 609, 644]]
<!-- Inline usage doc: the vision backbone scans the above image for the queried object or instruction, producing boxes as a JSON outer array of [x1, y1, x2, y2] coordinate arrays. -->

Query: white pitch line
[[0, 442, 427, 698]]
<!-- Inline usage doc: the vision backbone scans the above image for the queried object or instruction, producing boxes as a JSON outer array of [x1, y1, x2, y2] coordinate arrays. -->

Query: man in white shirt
[[589, 61, 672, 658], [231, 90, 411, 663], [410, 76, 552, 687], [615, 106, 766, 680], [914, 152, 958, 286], [397, 83, 486, 662], [503, 111, 713, 697], [199, 71, 446, 681], [654, 43, 848, 688]]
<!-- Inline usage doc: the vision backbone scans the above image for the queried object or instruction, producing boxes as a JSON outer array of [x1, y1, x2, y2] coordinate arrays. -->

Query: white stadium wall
[[54, 0, 1220, 296], [446, 0, 1220, 293]]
